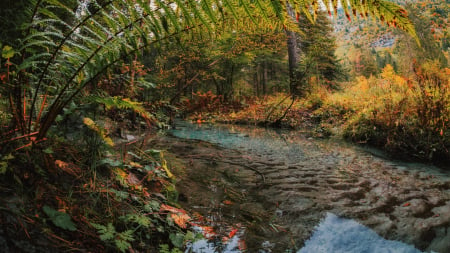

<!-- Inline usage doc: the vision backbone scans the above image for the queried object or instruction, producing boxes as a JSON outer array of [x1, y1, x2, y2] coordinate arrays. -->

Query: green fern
[[91, 222, 134, 252], [91, 222, 116, 241], [115, 230, 135, 252], [159, 244, 183, 253], [90, 96, 155, 124], [83, 117, 114, 147], [120, 213, 152, 228]]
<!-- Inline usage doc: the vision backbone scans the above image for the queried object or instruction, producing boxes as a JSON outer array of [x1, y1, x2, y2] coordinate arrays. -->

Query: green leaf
[[2, 45, 15, 59], [110, 189, 129, 201], [169, 233, 184, 248], [144, 200, 160, 212], [91, 222, 115, 241], [98, 158, 122, 167], [115, 239, 131, 252], [0, 161, 8, 174], [43, 148, 54, 154], [118, 229, 135, 242], [42, 205, 77, 231], [121, 213, 152, 228], [116, 230, 134, 252], [145, 149, 162, 154], [184, 231, 196, 241]]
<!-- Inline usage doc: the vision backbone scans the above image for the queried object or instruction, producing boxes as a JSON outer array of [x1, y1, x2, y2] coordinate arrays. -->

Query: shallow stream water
[[164, 121, 450, 253]]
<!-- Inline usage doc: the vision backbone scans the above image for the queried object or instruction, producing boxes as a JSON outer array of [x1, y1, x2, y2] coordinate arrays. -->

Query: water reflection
[[185, 228, 245, 253], [170, 121, 450, 178], [186, 213, 422, 253], [170, 121, 315, 164], [298, 213, 422, 253]]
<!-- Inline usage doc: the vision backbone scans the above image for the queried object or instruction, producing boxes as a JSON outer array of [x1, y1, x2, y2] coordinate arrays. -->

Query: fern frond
[[316, 0, 418, 43], [17, 53, 53, 71], [200, 0, 218, 23], [20, 40, 58, 51], [91, 96, 155, 124], [91, 222, 116, 241], [83, 117, 114, 147]]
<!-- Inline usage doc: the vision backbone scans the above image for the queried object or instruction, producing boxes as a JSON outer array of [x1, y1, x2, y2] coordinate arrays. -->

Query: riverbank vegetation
[[0, 0, 447, 251], [203, 61, 449, 162]]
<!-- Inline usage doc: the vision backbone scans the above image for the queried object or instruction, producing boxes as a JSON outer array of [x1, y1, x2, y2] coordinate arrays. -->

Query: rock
[[430, 201, 450, 224], [279, 196, 315, 214], [363, 214, 395, 237], [240, 202, 268, 221], [339, 187, 366, 201], [426, 226, 450, 253], [394, 198, 431, 218], [126, 134, 136, 141]]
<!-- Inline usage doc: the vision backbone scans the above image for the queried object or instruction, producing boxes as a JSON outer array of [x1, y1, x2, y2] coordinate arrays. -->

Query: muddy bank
[[149, 128, 450, 252]]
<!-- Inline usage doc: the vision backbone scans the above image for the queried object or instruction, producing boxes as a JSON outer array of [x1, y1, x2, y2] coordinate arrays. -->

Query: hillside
[[333, 0, 449, 75]]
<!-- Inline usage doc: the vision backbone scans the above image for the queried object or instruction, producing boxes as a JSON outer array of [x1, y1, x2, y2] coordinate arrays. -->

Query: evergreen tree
[[297, 11, 346, 90]]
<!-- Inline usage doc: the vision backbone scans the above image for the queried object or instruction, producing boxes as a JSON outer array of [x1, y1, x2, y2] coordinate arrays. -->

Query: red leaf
[[228, 228, 238, 238], [223, 200, 233, 205], [160, 204, 186, 214]]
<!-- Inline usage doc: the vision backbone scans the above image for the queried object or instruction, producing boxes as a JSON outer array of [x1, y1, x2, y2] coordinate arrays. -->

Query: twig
[[265, 93, 292, 122], [273, 95, 296, 126], [191, 157, 265, 183], [221, 159, 266, 183]]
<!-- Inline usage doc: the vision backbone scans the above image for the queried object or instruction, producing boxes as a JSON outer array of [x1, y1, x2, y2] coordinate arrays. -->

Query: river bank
[[184, 63, 450, 165]]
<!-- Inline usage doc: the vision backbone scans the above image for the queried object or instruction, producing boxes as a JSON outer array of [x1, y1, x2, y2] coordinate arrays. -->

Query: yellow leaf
[[129, 161, 143, 168], [160, 152, 173, 178]]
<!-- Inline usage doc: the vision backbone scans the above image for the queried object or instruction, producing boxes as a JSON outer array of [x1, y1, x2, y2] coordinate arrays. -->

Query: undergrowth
[[323, 62, 450, 161], [0, 130, 201, 252]]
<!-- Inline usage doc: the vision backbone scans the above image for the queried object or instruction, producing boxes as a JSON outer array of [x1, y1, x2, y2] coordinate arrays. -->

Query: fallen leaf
[[171, 213, 191, 229], [129, 161, 143, 168], [127, 172, 140, 185], [223, 200, 233, 205], [160, 204, 186, 214], [55, 160, 81, 176], [228, 228, 238, 238]]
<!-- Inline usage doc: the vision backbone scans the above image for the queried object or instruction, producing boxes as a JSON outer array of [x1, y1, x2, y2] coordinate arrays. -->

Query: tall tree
[[298, 11, 345, 89]]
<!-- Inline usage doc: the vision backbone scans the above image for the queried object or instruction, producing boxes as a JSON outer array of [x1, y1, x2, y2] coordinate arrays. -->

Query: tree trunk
[[263, 59, 268, 95], [226, 63, 234, 101], [286, 30, 298, 94], [286, 3, 299, 96], [254, 70, 259, 97]]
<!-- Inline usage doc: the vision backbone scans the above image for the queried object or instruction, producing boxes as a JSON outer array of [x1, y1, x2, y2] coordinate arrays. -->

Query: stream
[[154, 121, 450, 253]]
